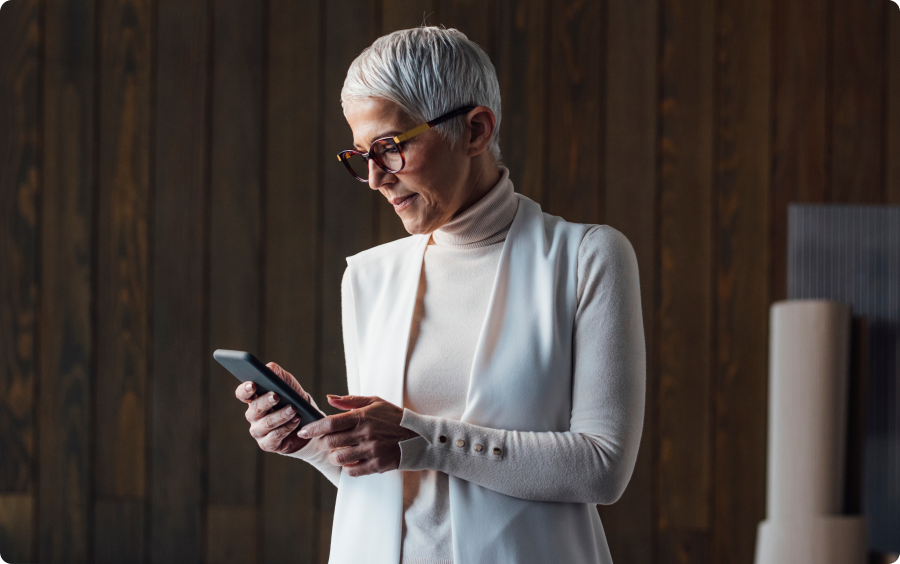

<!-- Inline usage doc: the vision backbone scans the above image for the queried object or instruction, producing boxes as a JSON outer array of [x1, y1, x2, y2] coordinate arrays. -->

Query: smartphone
[[213, 349, 324, 427]]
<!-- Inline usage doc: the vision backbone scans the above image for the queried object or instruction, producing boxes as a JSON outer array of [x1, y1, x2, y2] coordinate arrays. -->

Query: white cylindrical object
[[753, 516, 868, 564], [767, 300, 852, 518]]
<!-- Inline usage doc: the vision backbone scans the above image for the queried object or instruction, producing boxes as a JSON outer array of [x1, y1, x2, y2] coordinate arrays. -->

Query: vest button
[[456, 439, 465, 448], [438, 435, 447, 443], [492, 447, 502, 456], [474, 444, 483, 452]]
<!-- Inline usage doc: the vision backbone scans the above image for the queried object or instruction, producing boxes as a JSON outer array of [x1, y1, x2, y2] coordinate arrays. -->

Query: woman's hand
[[299, 396, 420, 477], [234, 362, 311, 455]]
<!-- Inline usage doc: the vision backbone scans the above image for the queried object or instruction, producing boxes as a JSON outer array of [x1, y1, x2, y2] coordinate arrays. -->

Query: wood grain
[[207, 505, 257, 564], [262, 0, 322, 561], [150, 1, 210, 561], [0, 494, 33, 563], [94, 500, 144, 564], [545, 0, 603, 225], [712, 0, 771, 561], [770, 0, 828, 301], [206, 0, 264, 558], [0, 0, 40, 505], [440, 0, 497, 60], [496, 0, 546, 202], [657, 0, 715, 545], [599, 0, 658, 560], [830, 0, 885, 203], [887, 3, 900, 205], [94, 0, 151, 559], [318, 3, 381, 560], [39, 0, 96, 560], [382, 0, 438, 31], [659, 529, 709, 564]]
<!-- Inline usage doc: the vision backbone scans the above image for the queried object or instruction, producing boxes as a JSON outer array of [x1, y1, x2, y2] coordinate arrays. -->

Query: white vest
[[330, 193, 614, 564]]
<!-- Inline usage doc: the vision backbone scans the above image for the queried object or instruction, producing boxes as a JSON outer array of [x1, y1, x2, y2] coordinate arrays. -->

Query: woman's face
[[343, 98, 489, 235]]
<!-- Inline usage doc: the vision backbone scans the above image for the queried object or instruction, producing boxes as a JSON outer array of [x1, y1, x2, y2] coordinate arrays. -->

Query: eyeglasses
[[336, 105, 477, 182]]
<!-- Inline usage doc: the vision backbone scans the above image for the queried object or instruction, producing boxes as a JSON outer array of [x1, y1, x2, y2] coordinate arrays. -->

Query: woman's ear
[[465, 106, 496, 157]]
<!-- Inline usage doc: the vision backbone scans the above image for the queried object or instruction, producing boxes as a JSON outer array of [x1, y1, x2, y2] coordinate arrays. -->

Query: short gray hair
[[341, 26, 502, 162]]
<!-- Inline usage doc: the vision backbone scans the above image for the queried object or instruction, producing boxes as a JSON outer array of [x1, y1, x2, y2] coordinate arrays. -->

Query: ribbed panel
[[787, 204, 900, 553]]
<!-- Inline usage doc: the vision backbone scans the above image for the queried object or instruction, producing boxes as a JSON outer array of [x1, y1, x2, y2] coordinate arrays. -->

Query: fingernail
[[284, 406, 295, 416], [269, 394, 278, 404], [245, 382, 253, 391], [291, 416, 300, 424], [327, 394, 340, 399], [298, 428, 310, 438]]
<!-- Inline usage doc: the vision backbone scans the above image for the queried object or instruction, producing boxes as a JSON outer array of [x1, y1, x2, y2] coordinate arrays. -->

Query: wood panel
[[206, 0, 264, 560], [830, 0, 885, 204], [712, 0, 771, 561], [94, 0, 152, 559], [382, 0, 438, 31], [887, 3, 900, 205], [207, 505, 257, 564], [318, 3, 381, 560], [94, 500, 144, 564], [657, 0, 715, 557], [441, 0, 497, 60], [376, 0, 438, 245], [0, 0, 40, 497], [545, 0, 603, 225], [262, 0, 322, 561], [151, 1, 210, 561], [39, 0, 97, 560], [770, 0, 828, 301], [0, 19, 37, 530], [0, 494, 33, 563], [496, 0, 546, 202], [599, 0, 658, 559]]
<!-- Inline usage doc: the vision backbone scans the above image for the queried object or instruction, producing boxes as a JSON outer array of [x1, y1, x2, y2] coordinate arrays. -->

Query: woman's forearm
[[397, 411, 640, 504]]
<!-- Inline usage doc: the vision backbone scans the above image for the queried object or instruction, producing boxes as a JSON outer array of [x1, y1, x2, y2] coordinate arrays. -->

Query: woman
[[235, 26, 645, 564]]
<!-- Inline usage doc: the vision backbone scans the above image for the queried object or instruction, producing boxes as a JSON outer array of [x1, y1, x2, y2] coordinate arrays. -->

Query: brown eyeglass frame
[[336, 105, 478, 182]]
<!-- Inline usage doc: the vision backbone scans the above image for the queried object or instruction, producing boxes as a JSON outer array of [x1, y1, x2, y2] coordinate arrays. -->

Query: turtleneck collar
[[430, 167, 519, 249]]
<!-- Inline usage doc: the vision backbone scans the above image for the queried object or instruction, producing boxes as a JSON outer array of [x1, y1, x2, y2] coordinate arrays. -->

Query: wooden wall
[[0, 0, 898, 562]]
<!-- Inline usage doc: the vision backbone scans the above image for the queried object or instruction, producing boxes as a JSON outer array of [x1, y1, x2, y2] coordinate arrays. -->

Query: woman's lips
[[391, 194, 416, 212]]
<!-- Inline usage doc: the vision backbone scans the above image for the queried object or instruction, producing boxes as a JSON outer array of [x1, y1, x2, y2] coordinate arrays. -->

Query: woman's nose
[[368, 159, 388, 190]]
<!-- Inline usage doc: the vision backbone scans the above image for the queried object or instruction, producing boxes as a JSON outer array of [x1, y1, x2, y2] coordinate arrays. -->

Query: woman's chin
[[400, 215, 432, 236]]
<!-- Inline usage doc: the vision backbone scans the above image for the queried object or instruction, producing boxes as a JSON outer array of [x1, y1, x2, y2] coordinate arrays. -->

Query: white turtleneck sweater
[[287, 167, 646, 564]]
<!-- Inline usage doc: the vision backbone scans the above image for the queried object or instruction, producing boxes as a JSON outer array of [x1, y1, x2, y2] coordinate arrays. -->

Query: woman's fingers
[[342, 458, 381, 478], [250, 402, 295, 438], [323, 429, 359, 450], [327, 444, 367, 466], [259, 415, 302, 451], [245, 391, 280, 423], [235, 381, 256, 403], [267, 362, 310, 399], [299, 409, 361, 439]]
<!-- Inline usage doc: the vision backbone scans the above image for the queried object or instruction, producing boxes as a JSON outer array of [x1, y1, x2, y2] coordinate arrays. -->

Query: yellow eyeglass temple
[[393, 123, 431, 144]]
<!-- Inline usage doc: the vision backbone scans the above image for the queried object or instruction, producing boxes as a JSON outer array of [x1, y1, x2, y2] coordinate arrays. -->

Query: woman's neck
[[431, 166, 518, 249], [453, 155, 503, 220]]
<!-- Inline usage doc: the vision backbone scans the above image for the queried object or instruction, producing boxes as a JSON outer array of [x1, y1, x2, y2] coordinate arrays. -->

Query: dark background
[[0, 0, 898, 562]]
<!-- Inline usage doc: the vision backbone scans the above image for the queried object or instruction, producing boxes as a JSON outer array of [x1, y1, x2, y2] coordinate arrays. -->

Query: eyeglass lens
[[345, 139, 403, 180]]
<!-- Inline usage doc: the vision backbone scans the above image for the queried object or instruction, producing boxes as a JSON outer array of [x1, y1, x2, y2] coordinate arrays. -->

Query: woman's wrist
[[398, 410, 507, 473]]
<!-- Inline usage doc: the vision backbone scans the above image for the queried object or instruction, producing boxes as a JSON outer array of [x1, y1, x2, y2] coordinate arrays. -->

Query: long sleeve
[[280, 267, 361, 487], [397, 225, 646, 505]]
